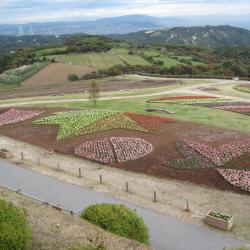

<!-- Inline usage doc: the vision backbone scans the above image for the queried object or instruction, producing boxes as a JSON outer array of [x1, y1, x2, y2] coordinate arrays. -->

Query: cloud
[[0, 0, 249, 24]]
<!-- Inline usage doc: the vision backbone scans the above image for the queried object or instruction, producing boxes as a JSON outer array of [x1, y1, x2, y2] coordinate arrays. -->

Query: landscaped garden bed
[[0, 108, 43, 126], [74, 137, 153, 163], [205, 210, 233, 231], [33, 109, 175, 139], [0, 107, 249, 194]]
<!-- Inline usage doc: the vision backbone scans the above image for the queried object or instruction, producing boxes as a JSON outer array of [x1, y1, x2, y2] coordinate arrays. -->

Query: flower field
[[0, 109, 43, 126], [74, 137, 153, 163], [34, 110, 174, 140], [214, 105, 250, 115], [126, 113, 175, 132], [217, 169, 250, 192]]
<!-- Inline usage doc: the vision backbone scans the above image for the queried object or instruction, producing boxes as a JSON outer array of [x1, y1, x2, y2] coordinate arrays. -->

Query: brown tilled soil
[[0, 77, 180, 100], [22, 63, 95, 87], [0, 107, 249, 195]]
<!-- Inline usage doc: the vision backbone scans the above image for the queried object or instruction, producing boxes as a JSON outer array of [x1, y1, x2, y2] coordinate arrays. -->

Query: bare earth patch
[[22, 63, 95, 86], [0, 187, 151, 250]]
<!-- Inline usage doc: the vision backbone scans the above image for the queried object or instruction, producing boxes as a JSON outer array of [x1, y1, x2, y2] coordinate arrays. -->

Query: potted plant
[[205, 210, 233, 231], [0, 148, 11, 159]]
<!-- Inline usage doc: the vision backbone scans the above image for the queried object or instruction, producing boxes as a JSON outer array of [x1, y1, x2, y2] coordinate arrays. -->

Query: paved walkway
[[0, 160, 245, 250]]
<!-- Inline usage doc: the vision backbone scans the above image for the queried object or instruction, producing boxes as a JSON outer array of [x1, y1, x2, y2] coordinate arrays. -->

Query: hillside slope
[[111, 25, 250, 46]]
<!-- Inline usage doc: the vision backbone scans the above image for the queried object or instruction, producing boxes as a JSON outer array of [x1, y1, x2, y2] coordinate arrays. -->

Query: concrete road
[[0, 160, 246, 250]]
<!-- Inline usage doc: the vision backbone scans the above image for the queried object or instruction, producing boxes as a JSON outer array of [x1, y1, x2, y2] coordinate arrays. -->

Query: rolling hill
[[111, 25, 250, 47]]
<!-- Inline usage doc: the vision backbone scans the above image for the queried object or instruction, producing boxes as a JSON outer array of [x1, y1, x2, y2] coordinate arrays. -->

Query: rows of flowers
[[34, 110, 173, 140], [77, 113, 148, 135], [182, 138, 250, 166], [167, 140, 215, 169], [0, 108, 43, 127], [217, 169, 250, 192], [33, 110, 120, 140], [214, 105, 250, 114], [126, 113, 175, 132], [74, 138, 116, 163], [110, 137, 153, 163], [74, 137, 153, 163]]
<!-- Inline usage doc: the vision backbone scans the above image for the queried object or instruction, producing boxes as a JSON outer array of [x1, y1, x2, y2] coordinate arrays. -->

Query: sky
[[0, 0, 250, 24]]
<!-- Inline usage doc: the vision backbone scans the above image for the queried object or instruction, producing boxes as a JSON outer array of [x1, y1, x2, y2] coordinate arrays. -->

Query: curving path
[[0, 79, 249, 108], [0, 160, 246, 250]]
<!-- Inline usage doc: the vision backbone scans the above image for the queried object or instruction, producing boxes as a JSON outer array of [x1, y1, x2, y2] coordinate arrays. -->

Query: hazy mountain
[[110, 25, 250, 47], [0, 15, 185, 36]]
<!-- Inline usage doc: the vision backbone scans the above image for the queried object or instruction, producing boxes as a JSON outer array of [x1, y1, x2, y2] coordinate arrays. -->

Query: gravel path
[[0, 160, 246, 250]]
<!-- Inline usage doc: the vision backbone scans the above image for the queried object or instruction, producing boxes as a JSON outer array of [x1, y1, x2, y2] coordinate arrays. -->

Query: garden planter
[[205, 210, 233, 231], [0, 149, 11, 159]]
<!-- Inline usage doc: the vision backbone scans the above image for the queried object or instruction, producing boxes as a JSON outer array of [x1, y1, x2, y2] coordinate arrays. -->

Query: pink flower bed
[[74, 137, 153, 163], [110, 137, 153, 163], [214, 105, 250, 113], [74, 138, 116, 163], [0, 108, 43, 126], [217, 169, 250, 192], [183, 138, 250, 166]]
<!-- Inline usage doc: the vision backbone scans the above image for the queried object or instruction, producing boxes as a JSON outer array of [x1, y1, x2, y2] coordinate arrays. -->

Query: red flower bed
[[148, 96, 218, 102], [0, 108, 43, 127], [126, 113, 175, 132], [74, 137, 153, 163]]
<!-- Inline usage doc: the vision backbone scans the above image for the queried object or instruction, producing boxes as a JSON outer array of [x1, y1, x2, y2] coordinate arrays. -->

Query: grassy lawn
[[234, 85, 250, 94], [31, 96, 250, 134], [48, 48, 150, 69]]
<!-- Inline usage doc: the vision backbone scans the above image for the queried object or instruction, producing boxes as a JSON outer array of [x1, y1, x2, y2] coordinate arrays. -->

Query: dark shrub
[[81, 203, 149, 245], [68, 74, 79, 81], [0, 199, 31, 250]]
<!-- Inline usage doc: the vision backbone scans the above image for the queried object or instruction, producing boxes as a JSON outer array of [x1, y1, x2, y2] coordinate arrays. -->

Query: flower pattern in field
[[110, 137, 153, 163], [77, 113, 148, 135], [183, 138, 250, 166], [34, 109, 173, 140], [0, 108, 43, 126], [74, 137, 153, 163], [217, 169, 250, 192], [126, 113, 175, 132], [214, 105, 250, 115], [74, 138, 116, 163]]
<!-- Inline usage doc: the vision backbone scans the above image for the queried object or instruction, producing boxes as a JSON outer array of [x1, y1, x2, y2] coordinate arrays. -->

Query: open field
[[22, 63, 95, 86], [48, 48, 150, 69], [0, 62, 49, 86], [0, 187, 149, 250], [0, 75, 181, 100]]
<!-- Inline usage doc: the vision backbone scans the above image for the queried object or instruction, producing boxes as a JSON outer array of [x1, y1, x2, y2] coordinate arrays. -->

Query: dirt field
[[0, 77, 180, 100], [22, 63, 95, 87], [0, 187, 151, 250], [0, 107, 249, 194]]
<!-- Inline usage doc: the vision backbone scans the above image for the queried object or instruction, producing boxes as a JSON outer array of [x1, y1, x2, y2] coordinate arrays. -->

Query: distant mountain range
[[110, 25, 250, 47], [0, 15, 185, 36]]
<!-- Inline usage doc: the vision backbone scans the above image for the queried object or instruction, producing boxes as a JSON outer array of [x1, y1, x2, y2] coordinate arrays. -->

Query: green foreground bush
[[0, 199, 31, 250], [81, 203, 149, 245]]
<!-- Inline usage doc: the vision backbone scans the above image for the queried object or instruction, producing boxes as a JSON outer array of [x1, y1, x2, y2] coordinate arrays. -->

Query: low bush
[[0, 199, 31, 250], [81, 203, 149, 245], [68, 74, 79, 81]]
